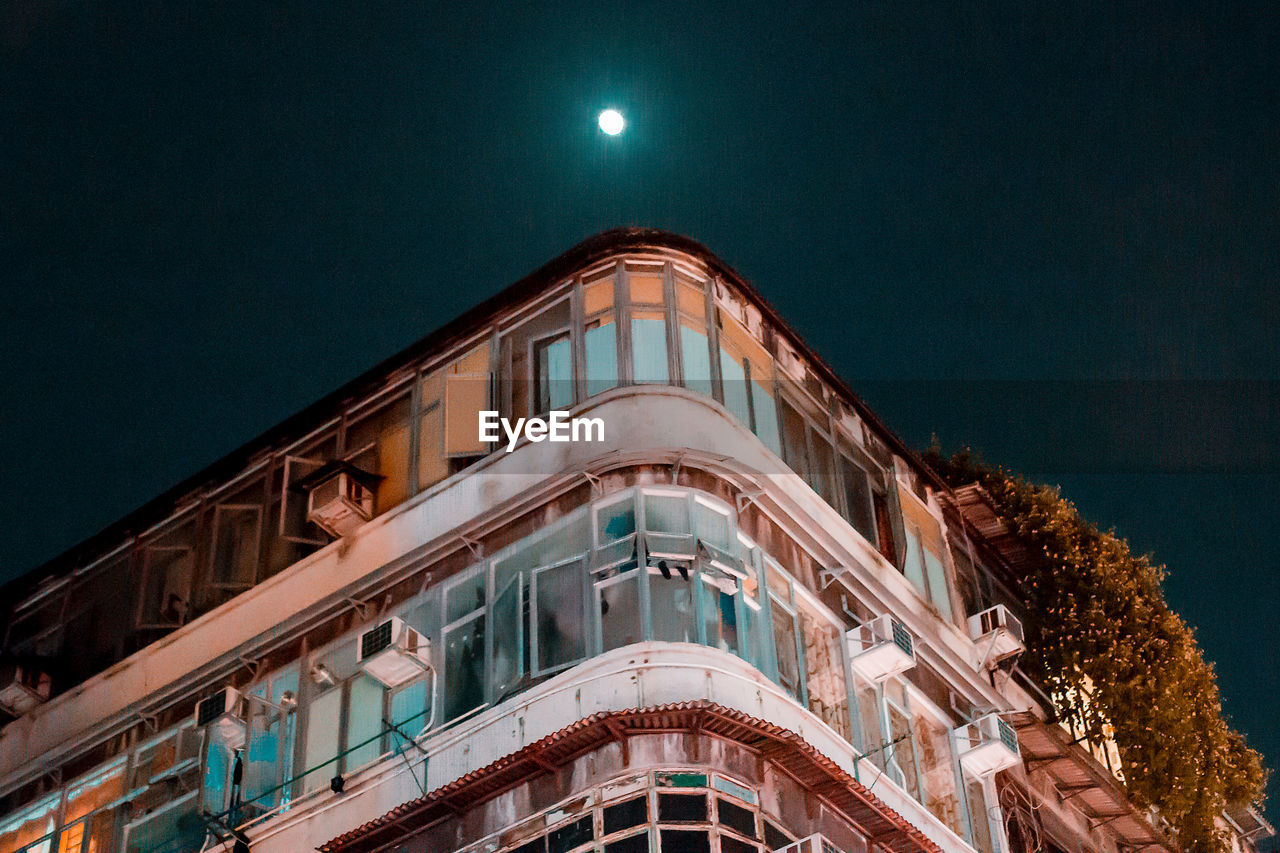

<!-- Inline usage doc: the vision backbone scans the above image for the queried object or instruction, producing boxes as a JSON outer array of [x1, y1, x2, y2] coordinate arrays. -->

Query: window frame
[[529, 326, 575, 416]]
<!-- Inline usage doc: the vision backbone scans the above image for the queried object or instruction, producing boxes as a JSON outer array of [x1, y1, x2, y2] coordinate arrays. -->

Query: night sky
[[3, 0, 1278, 817]]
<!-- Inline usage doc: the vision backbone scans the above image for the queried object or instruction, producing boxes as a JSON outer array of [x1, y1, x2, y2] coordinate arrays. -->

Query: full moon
[[598, 109, 624, 136]]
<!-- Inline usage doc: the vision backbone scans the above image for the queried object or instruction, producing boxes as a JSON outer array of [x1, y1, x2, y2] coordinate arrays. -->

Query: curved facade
[[0, 231, 1267, 853]]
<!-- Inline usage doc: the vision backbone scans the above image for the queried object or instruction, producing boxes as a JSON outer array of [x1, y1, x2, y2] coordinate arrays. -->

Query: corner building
[[0, 231, 1270, 853]]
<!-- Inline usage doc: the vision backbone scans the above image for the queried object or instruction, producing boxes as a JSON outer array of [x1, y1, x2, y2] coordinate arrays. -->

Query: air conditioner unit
[[957, 712, 1021, 776], [358, 617, 430, 687], [0, 662, 51, 717], [846, 615, 916, 682], [195, 687, 246, 747], [775, 833, 848, 853], [968, 604, 1025, 664], [295, 461, 379, 538]]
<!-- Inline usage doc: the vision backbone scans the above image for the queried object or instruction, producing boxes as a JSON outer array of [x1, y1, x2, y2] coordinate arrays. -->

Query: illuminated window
[[583, 274, 619, 397], [628, 267, 670, 384]]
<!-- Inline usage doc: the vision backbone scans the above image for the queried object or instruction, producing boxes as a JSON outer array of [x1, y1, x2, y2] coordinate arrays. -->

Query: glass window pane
[[597, 496, 636, 545], [680, 320, 713, 397], [739, 587, 767, 672], [417, 402, 448, 491], [718, 798, 758, 839], [443, 341, 491, 457], [596, 534, 638, 571], [599, 574, 641, 652], [873, 493, 898, 564], [345, 674, 384, 771], [645, 492, 690, 535], [628, 272, 664, 304], [661, 830, 709, 853], [677, 280, 706, 320], [924, 548, 952, 617], [650, 568, 696, 643], [513, 838, 547, 853], [445, 571, 485, 624], [0, 794, 59, 851], [549, 816, 592, 853], [750, 379, 781, 456], [764, 821, 791, 852], [495, 514, 589, 592], [490, 575, 523, 699], [604, 796, 648, 834], [693, 499, 732, 551], [140, 545, 194, 628], [888, 703, 921, 800], [855, 679, 884, 764], [504, 301, 569, 419], [211, 504, 261, 587], [302, 687, 342, 793], [85, 810, 117, 853], [780, 401, 810, 483], [535, 333, 573, 413], [585, 315, 619, 397], [808, 431, 838, 506], [914, 709, 967, 838], [64, 761, 125, 823], [204, 735, 235, 814], [243, 693, 289, 811], [390, 678, 429, 739], [721, 835, 759, 853], [631, 313, 669, 384], [701, 581, 739, 655], [841, 459, 876, 545], [904, 528, 928, 599], [966, 777, 996, 853], [123, 790, 203, 853], [535, 559, 586, 673], [444, 615, 486, 722], [713, 775, 757, 803], [799, 606, 850, 740], [605, 831, 649, 853], [658, 792, 707, 822], [584, 278, 614, 315], [719, 345, 751, 427], [770, 600, 800, 699], [57, 820, 85, 853], [346, 392, 413, 511]]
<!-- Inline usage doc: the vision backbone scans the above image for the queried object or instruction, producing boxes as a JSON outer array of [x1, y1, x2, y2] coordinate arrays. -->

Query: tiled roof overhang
[[318, 700, 943, 853], [1009, 711, 1174, 853], [937, 484, 1033, 577]]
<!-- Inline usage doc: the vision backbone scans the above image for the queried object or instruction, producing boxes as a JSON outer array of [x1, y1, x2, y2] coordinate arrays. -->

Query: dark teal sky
[[2, 0, 1277, 817]]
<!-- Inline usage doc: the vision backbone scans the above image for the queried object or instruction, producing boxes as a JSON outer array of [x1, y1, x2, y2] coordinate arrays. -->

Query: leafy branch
[[925, 449, 1266, 853]]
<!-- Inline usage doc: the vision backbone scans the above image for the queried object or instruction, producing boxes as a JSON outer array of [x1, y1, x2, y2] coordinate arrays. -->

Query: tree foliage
[[925, 450, 1266, 853]]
